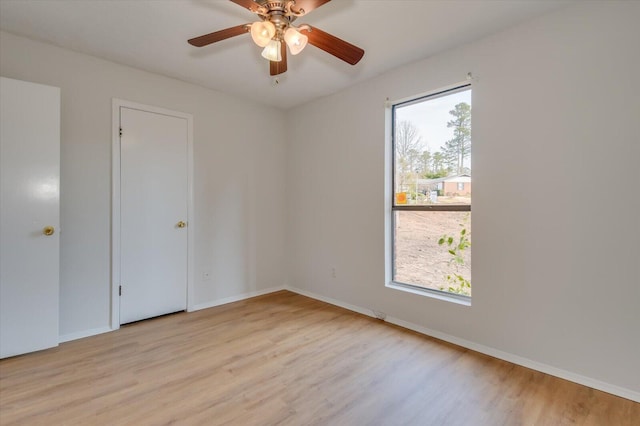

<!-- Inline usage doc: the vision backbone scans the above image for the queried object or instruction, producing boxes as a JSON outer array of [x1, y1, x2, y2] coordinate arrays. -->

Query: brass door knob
[[177, 221, 187, 228], [43, 226, 55, 236]]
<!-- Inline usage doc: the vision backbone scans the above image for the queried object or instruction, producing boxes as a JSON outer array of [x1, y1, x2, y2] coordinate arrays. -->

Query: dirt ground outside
[[394, 209, 471, 295]]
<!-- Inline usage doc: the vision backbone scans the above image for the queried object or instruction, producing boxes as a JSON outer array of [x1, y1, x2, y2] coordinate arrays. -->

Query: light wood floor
[[1, 291, 637, 425]]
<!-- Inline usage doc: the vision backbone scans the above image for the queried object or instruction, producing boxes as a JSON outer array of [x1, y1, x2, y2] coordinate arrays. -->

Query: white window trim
[[384, 82, 472, 305]]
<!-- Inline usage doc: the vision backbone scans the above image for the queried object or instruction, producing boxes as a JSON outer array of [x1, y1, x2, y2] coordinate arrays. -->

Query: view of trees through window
[[392, 86, 471, 297]]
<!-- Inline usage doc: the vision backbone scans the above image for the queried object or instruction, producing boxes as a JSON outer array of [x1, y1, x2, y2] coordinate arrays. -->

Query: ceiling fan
[[188, 0, 365, 76]]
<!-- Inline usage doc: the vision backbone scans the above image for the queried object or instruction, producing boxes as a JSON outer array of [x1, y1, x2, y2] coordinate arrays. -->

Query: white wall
[[1, 0, 638, 400], [286, 1, 639, 397], [0, 31, 287, 337]]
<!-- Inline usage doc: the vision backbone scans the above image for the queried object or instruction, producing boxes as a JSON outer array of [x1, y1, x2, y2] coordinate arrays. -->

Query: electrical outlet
[[331, 267, 336, 278]]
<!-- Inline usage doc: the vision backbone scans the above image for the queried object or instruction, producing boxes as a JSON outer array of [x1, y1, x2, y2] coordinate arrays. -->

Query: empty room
[[0, 1, 638, 424]]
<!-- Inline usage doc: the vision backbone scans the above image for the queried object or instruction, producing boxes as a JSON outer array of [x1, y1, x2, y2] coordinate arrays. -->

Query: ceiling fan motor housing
[[258, 0, 304, 39]]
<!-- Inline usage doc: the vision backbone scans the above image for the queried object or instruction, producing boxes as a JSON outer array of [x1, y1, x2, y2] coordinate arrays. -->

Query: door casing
[[111, 99, 194, 330]]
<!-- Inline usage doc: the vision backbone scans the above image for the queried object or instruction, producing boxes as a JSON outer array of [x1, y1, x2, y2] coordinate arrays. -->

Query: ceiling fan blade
[[270, 42, 288, 76], [188, 24, 250, 47], [289, 0, 332, 15], [229, 0, 262, 13], [303, 26, 364, 65]]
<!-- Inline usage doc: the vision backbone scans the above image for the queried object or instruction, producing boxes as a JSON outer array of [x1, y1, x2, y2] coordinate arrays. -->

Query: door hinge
[[119, 127, 123, 137], [119, 285, 122, 296]]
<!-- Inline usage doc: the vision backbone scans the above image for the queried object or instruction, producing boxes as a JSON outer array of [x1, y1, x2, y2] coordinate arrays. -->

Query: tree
[[395, 121, 423, 164], [419, 149, 432, 176], [441, 102, 471, 175], [432, 151, 446, 175], [395, 121, 423, 193]]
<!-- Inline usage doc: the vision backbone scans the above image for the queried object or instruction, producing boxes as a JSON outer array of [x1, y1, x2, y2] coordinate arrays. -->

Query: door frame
[[111, 99, 194, 330]]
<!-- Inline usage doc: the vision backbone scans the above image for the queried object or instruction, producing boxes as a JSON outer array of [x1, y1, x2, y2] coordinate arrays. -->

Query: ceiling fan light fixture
[[188, 1, 365, 76], [261, 40, 282, 62], [284, 27, 308, 55], [250, 20, 276, 47]]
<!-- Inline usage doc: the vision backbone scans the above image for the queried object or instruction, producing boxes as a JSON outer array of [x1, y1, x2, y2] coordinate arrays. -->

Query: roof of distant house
[[416, 174, 471, 185]]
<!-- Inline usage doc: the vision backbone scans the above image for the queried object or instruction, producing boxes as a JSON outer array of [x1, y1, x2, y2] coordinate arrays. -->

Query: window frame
[[387, 83, 472, 304]]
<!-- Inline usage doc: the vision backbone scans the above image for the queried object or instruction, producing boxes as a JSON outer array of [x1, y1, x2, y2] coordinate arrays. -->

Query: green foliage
[[423, 171, 448, 179], [437, 217, 471, 296]]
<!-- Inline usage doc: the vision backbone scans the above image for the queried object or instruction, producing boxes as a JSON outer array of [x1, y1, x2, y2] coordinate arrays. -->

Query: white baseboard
[[284, 286, 640, 403], [285, 286, 376, 318], [189, 286, 286, 312], [55, 286, 638, 402], [58, 287, 287, 343], [59, 326, 113, 343]]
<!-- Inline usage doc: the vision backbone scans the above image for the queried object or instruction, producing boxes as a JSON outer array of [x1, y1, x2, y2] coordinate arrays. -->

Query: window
[[389, 84, 471, 300]]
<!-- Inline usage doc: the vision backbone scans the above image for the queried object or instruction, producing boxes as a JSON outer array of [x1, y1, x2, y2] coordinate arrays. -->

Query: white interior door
[[0, 77, 60, 358], [119, 106, 188, 324]]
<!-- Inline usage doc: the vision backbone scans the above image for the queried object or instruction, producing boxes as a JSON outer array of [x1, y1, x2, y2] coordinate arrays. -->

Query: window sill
[[387, 281, 471, 306]]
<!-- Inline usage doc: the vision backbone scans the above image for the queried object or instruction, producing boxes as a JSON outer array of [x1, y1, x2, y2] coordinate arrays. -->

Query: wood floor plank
[[0, 290, 637, 425]]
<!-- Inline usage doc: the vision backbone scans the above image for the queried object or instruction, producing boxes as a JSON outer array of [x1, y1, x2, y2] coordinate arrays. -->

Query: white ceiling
[[0, 0, 571, 110]]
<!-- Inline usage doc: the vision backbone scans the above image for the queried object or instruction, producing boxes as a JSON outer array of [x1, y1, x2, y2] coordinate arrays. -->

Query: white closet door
[[119, 106, 188, 324], [0, 77, 60, 358]]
